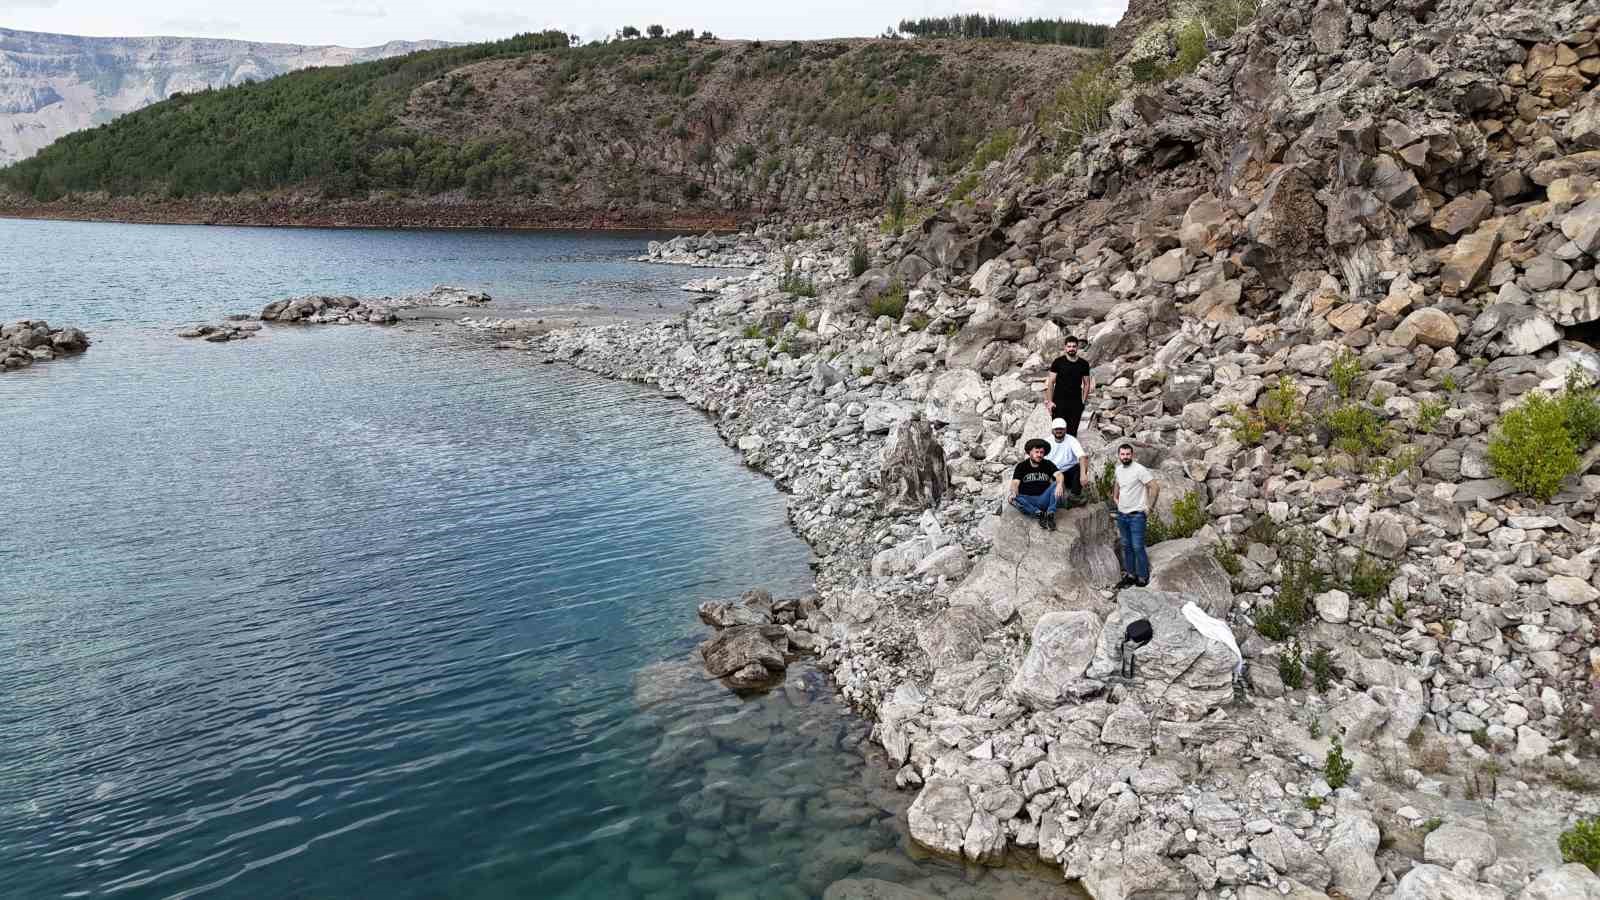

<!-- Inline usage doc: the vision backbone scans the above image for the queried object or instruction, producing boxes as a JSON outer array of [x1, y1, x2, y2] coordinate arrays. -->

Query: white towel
[[1181, 601, 1244, 675]]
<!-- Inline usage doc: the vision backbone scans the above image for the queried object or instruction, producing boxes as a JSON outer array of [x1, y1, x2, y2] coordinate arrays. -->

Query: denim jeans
[[1117, 511, 1149, 580], [1011, 490, 1059, 517]]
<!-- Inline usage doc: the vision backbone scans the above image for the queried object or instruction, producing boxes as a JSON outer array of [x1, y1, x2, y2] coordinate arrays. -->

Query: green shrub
[[1148, 490, 1207, 544], [1279, 641, 1305, 690], [1330, 349, 1363, 400], [740, 324, 762, 339], [1309, 646, 1334, 693], [1229, 403, 1266, 446], [884, 186, 908, 233], [1303, 796, 1323, 811], [1092, 459, 1117, 503], [1346, 550, 1396, 603], [849, 240, 870, 278], [793, 311, 810, 330], [1559, 369, 1600, 446], [1325, 735, 1354, 789], [971, 128, 1016, 168], [1416, 398, 1448, 434], [1326, 402, 1392, 457], [1169, 19, 1208, 75], [907, 314, 930, 331], [1036, 56, 1119, 152], [1258, 529, 1325, 640], [868, 281, 908, 320], [777, 258, 817, 297], [1260, 375, 1305, 434], [1440, 372, 1460, 393], [1212, 541, 1243, 578], [1488, 390, 1582, 502], [950, 173, 980, 203]]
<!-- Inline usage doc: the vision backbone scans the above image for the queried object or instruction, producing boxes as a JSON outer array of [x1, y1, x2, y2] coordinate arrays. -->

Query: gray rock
[[1424, 823, 1498, 870], [1325, 812, 1381, 900], [1100, 700, 1152, 749], [1145, 537, 1234, 618], [1086, 588, 1239, 711], [1315, 589, 1351, 624], [1524, 256, 1573, 292], [699, 624, 787, 679], [1518, 863, 1600, 900], [1010, 610, 1103, 710], [951, 505, 1120, 629], [1393, 864, 1505, 900]]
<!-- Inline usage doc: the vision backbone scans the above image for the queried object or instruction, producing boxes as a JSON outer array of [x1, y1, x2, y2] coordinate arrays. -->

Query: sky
[[0, 0, 1128, 47]]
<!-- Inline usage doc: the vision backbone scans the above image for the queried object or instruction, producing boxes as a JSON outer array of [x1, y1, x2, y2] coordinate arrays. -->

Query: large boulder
[[1423, 823, 1498, 870], [1324, 812, 1381, 900], [1085, 588, 1238, 711], [905, 779, 1003, 865], [1518, 864, 1600, 900], [1392, 864, 1505, 900], [951, 505, 1121, 629], [879, 418, 949, 515], [1145, 538, 1234, 618], [924, 368, 987, 424], [1009, 610, 1103, 709], [1065, 833, 1199, 900], [698, 624, 788, 687]]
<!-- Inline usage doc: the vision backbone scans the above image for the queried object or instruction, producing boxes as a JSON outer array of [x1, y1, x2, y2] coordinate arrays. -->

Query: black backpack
[[1121, 618, 1153, 678]]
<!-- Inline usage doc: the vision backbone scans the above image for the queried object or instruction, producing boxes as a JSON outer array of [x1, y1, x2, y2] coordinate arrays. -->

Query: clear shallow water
[[1, 221, 1082, 899]]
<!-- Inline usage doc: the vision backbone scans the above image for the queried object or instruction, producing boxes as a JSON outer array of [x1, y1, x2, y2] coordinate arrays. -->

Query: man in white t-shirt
[[1045, 418, 1086, 506], [1111, 443, 1160, 588]]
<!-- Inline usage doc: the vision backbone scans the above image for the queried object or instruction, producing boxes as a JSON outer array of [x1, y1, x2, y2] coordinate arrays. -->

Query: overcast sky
[[0, 0, 1128, 46]]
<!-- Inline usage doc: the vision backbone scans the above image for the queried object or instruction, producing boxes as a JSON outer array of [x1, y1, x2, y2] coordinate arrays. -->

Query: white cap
[[1051, 418, 1068, 430]]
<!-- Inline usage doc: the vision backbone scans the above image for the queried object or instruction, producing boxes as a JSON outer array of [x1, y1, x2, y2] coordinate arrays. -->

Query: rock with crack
[[1145, 538, 1235, 617], [1324, 810, 1381, 900], [1064, 828, 1198, 900], [950, 505, 1121, 630], [698, 624, 790, 691], [1424, 822, 1498, 872], [1085, 588, 1238, 712], [1009, 610, 1103, 709], [905, 779, 1004, 865], [1518, 864, 1600, 900]]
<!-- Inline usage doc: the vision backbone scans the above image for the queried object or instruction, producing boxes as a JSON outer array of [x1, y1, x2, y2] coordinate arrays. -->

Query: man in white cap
[[1045, 418, 1086, 507]]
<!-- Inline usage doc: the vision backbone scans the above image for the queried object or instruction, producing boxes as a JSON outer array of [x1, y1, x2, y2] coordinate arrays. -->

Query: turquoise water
[[0, 220, 1079, 899]]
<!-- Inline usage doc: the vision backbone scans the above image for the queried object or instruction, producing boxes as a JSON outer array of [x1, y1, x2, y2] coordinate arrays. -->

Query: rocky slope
[[0, 36, 1095, 228], [0, 28, 446, 167], [514, 0, 1600, 894]]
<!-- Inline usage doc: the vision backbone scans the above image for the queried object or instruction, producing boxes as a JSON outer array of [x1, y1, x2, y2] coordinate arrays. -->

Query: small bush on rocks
[[1260, 375, 1305, 434], [1147, 490, 1206, 544], [1309, 646, 1333, 692], [1212, 541, 1243, 578], [1229, 403, 1266, 446], [1278, 641, 1305, 690], [1416, 397, 1448, 434], [1326, 402, 1392, 457], [1330, 348, 1363, 400], [848, 240, 870, 278], [868, 281, 908, 320], [1488, 389, 1582, 502], [1324, 735, 1353, 789], [1346, 550, 1396, 603], [1036, 56, 1119, 152]]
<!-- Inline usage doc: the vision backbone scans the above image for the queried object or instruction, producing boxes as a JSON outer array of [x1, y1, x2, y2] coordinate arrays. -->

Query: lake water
[[0, 219, 1079, 899]]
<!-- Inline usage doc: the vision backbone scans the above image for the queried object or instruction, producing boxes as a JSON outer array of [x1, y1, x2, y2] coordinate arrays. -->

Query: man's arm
[[1009, 478, 1021, 500], [1111, 478, 1119, 505], [1044, 371, 1056, 409], [1054, 471, 1065, 498], [1145, 477, 1160, 511], [1081, 372, 1093, 403]]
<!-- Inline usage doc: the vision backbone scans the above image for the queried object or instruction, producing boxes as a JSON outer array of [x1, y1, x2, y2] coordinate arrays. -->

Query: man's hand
[[1045, 399, 1054, 412]]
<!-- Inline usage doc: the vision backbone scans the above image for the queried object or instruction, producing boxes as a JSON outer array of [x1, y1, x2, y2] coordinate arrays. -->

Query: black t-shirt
[[1012, 459, 1059, 496], [1050, 355, 1091, 406]]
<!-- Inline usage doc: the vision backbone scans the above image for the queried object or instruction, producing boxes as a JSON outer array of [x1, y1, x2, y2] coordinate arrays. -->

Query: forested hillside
[[0, 31, 1097, 226]]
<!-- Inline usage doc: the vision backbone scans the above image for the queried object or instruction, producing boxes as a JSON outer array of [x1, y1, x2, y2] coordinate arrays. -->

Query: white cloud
[[455, 9, 531, 31], [0, 0, 61, 8], [331, 5, 387, 17]]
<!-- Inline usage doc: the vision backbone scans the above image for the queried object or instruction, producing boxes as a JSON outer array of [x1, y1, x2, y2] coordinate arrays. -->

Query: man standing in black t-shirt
[[1008, 438, 1063, 531], [1045, 335, 1093, 436]]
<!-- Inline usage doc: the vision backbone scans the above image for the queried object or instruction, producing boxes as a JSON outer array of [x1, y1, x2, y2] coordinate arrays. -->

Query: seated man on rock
[[1009, 438, 1064, 531], [1044, 417, 1086, 508]]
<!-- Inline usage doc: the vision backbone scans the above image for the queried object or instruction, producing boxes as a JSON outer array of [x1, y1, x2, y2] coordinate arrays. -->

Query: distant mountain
[[0, 27, 450, 165]]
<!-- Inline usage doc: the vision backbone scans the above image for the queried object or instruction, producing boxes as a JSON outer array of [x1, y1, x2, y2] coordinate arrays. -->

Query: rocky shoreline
[[520, 193, 1600, 898], [2, 319, 90, 371]]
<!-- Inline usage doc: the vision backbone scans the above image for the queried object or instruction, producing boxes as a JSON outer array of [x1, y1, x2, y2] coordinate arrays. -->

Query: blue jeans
[[1117, 511, 1149, 581], [1012, 490, 1059, 517]]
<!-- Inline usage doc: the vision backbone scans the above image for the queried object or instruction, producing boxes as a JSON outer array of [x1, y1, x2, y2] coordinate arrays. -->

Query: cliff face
[[0, 28, 447, 166]]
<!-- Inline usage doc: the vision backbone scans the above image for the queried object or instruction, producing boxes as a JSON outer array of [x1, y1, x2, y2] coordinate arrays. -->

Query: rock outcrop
[[2, 319, 89, 370]]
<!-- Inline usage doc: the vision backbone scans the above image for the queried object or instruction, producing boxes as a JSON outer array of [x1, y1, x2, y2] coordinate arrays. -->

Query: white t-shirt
[[1115, 461, 1155, 514], [1046, 434, 1085, 470]]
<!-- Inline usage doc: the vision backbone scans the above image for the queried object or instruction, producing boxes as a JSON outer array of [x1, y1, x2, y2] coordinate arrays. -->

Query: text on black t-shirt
[[1049, 356, 1091, 406], [1012, 459, 1059, 496]]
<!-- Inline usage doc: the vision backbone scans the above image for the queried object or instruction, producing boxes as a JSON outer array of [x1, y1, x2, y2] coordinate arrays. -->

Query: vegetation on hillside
[[895, 15, 1111, 48], [1, 28, 1080, 208]]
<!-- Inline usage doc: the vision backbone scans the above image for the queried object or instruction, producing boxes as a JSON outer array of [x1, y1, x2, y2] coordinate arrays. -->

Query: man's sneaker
[[1135, 578, 1150, 588], [1117, 574, 1137, 588], [1044, 512, 1057, 531], [1037, 511, 1051, 530]]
